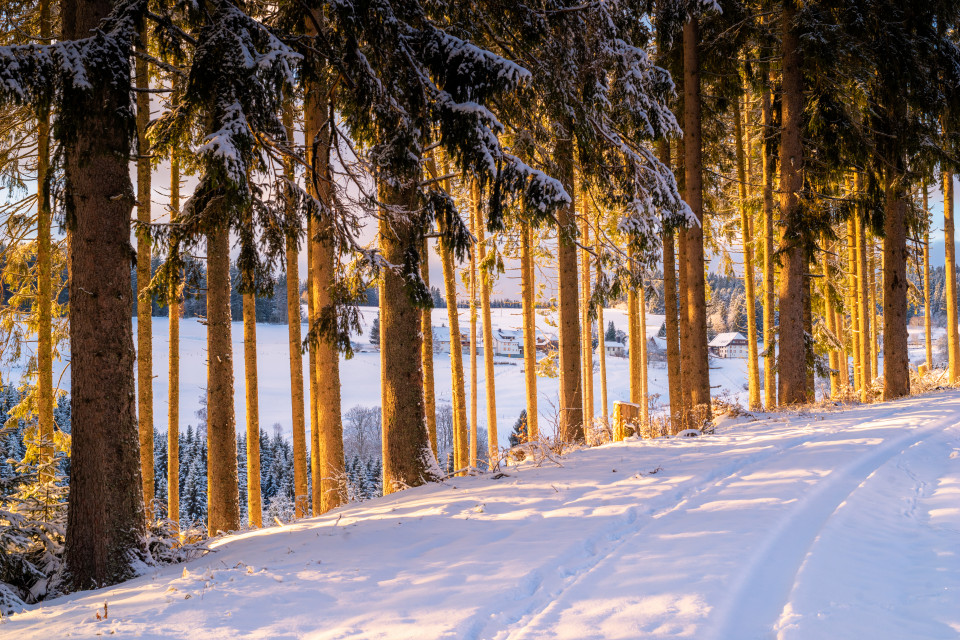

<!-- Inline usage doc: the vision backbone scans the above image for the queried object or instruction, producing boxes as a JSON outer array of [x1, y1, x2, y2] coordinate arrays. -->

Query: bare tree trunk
[[761, 76, 777, 409], [440, 229, 468, 471], [638, 280, 649, 423], [596, 299, 609, 427], [242, 290, 262, 527], [847, 217, 862, 391], [659, 141, 683, 426], [421, 239, 437, 457], [477, 203, 497, 467], [521, 225, 539, 441], [135, 23, 154, 521], [677, 222, 691, 422], [469, 184, 479, 468], [822, 233, 839, 398], [882, 173, 910, 399], [734, 96, 761, 409], [36, 0, 54, 480], [923, 183, 933, 369], [945, 172, 959, 381], [379, 180, 438, 492], [555, 131, 583, 442], [579, 206, 594, 429], [305, 215, 318, 515], [683, 14, 711, 418], [628, 253, 641, 405], [63, 0, 146, 587], [206, 225, 240, 535], [856, 204, 872, 399], [869, 238, 879, 380], [282, 105, 307, 516], [306, 79, 344, 512], [167, 151, 180, 527], [776, 0, 807, 405]]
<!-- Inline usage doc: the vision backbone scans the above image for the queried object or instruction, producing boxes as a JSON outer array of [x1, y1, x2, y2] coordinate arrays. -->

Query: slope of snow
[[5, 391, 960, 639]]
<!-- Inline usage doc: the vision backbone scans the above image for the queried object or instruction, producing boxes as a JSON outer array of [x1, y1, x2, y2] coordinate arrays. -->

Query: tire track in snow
[[709, 408, 960, 640]]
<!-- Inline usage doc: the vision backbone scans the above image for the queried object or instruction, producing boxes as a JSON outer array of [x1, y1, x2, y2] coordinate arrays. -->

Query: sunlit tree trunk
[[421, 239, 437, 457], [521, 225, 539, 441], [761, 75, 777, 409], [440, 227, 468, 472], [945, 172, 959, 381], [777, 0, 807, 405], [822, 233, 839, 398], [468, 183, 479, 468], [306, 78, 345, 512], [282, 105, 308, 515], [923, 183, 932, 369], [135, 22, 154, 520], [579, 204, 594, 429], [555, 130, 583, 442], [305, 216, 318, 516], [882, 171, 910, 400], [659, 141, 682, 427], [734, 96, 760, 409], [242, 286, 262, 528], [856, 203, 872, 400], [167, 150, 181, 527], [869, 237, 879, 381], [206, 225, 240, 535], [683, 14, 711, 418], [638, 280, 649, 423], [628, 251, 641, 406], [847, 217, 862, 391], [477, 201, 497, 467]]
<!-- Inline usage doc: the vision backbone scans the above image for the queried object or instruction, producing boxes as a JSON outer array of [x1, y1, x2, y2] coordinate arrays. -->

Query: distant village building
[[708, 332, 749, 358], [432, 325, 468, 353], [492, 328, 523, 357], [598, 341, 628, 358]]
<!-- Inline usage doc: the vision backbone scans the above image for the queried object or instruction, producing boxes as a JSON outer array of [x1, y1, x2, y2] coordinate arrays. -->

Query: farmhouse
[[708, 332, 749, 358]]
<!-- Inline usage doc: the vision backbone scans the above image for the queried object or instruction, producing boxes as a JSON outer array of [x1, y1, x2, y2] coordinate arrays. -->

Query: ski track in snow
[[4, 392, 960, 639]]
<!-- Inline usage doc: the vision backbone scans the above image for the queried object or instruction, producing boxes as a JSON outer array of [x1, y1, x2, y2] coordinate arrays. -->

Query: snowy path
[[5, 392, 960, 639]]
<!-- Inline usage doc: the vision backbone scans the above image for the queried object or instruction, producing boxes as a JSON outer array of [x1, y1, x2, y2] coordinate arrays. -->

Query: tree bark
[[242, 290, 262, 527], [305, 77, 344, 513], [882, 174, 910, 399], [734, 96, 761, 409], [944, 172, 959, 381], [167, 150, 180, 527], [923, 183, 932, 369], [469, 183, 479, 468], [63, 0, 146, 589], [554, 131, 583, 442], [869, 237, 879, 380], [579, 205, 594, 429], [628, 251, 641, 406], [477, 198, 497, 467], [682, 14, 711, 418], [421, 239, 437, 457], [135, 22, 154, 521], [822, 233, 839, 397], [847, 217, 861, 391], [379, 181, 438, 491], [638, 279, 649, 423], [777, 0, 808, 405], [206, 226, 240, 535], [761, 75, 777, 409], [440, 232, 468, 471], [521, 225, 539, 441], [856, 204, 872, 399], [305, 215, 318, 515]]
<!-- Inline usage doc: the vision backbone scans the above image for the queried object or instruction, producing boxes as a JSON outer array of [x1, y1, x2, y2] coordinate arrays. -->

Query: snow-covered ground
[[127, 308, 753, 449], [5, 389, 959, 638]]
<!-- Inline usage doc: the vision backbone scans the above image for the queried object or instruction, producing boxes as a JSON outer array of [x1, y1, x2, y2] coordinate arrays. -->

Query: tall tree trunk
[[628, 252, 641, 406], [379, 181, 438, 492], [167, 151, 180, 527], [659, 141, 682, 427], [206, 226, 240, 535], [923, 183, 932, 369], [596, 299, 609, 428], [135, 23, 154, 521], [469, 184, 479, 468], [305, 215, 318, 514], [477, 198, 497, 467], [555, 131, 583, 442], [804, 274, 815, 396], [822, 233, 839, 397], [282, 105, 307, 516], [306, 77, 344, 512], [36, 0, 54, 481], [882, 172, 910, 399], [761, 75, 777, 409], [856, 204, 872, 399], [421, 239, 437, 457], [242, 289, 262, 528], [440, 235, 467, 471], [734, 96, 761, 409], [847, 217, 862, 391], [579, 206, 594, 429], [682, 14, 711, 418], [945, 172, 959, 381], [638, 280, 649, 423], [521, 225, 539, 441], [869, 238, 879, 380], [777, 0, 807, 405], [63, 0, 146, 589]]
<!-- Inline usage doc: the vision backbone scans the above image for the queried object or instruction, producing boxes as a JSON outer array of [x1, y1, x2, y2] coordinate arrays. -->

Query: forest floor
[[5, 389, 960, 639]]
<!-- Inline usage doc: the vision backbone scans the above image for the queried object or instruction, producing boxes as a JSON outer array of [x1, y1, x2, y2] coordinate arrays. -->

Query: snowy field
[[112, 308, 752, 449], [4, 389, 959, 638]]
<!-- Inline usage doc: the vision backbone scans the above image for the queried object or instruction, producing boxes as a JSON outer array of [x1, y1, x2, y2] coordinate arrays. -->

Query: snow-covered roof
[[602, 341, 625, 348], [709, 332, 747, 347]]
